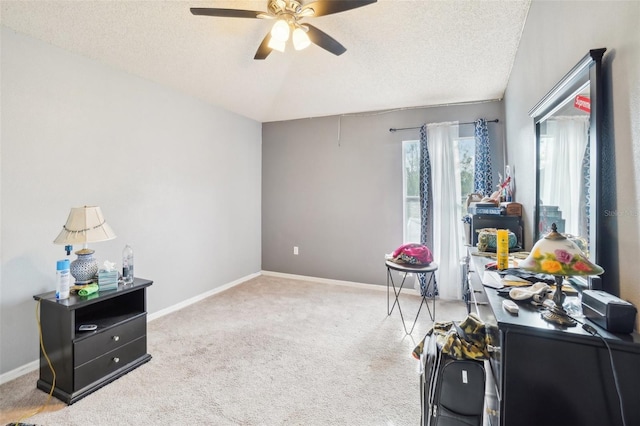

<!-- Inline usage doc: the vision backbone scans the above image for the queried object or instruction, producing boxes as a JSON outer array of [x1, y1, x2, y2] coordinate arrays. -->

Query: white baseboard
[[0, 272, 260, 385], [0, 360, 39, 386], [147, 272, 260, 321], [261, 270, 383, 290], [260, 270, 422, 296]]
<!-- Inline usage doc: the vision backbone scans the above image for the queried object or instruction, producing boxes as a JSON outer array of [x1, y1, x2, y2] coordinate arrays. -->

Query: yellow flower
[[533, 248, 542, 259], [541, 260, 562, 274]]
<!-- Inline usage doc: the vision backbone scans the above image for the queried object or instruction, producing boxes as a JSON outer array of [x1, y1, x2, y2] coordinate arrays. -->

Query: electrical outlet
[[293, 246, 299, 255]]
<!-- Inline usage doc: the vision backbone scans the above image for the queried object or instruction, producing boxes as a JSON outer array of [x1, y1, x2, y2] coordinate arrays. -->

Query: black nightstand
[[33, 278, 153, 404]]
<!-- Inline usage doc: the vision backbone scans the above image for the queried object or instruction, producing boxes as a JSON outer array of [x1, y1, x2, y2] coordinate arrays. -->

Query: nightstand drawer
[[74, 335, 147, 391], [75, 315, 146, 366]]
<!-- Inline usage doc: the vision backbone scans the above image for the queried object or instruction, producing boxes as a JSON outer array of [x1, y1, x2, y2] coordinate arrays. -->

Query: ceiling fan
[[190, 0, 377, 59]]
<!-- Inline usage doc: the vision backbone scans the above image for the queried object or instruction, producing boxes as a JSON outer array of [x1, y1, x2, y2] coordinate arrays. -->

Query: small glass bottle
[[122, 244, 134, 284]]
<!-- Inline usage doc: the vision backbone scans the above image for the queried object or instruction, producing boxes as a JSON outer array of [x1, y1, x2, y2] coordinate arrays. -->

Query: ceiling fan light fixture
[[270, 0, 287, 14], [270, 19, 290, 42], [268, 37, 286, 53], [292, 26, 311, 50], [298, 7, 315, 18]]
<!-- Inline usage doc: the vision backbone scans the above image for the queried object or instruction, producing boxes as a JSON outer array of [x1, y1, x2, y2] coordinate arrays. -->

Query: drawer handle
[[113, 357, 120, 364], [112, 335, 120, 342]]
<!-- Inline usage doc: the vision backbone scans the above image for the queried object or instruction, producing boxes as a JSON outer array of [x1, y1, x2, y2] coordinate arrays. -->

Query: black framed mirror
[[529, 48, 606, 288]]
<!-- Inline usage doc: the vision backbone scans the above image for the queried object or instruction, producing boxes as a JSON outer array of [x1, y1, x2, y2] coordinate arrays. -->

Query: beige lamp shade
[[54, 206, 116, 245]]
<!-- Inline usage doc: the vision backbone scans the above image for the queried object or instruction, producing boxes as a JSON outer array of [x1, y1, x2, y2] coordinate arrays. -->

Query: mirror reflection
[[538, 83, 591, 252]]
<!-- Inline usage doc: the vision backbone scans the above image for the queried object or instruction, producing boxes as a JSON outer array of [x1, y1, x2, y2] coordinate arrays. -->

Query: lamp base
[[540, 275, 577, 327], [541, 305, 577, 327], [70, 249, 98, 284]]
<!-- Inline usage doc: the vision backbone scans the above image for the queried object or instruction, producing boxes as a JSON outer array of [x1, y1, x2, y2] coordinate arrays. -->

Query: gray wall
[[504, 0, 640, 329], [262, 102, 505, 286], [0, 28, 262, 376]]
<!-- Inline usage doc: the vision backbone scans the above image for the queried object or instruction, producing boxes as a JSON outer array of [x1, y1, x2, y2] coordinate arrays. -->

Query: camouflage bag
[[413, 313, 489, 361]]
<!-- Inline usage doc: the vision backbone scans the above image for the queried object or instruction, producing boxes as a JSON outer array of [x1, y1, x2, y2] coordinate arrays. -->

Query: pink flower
[[574, 261, 592, 272], [554, 249, 573, 264]]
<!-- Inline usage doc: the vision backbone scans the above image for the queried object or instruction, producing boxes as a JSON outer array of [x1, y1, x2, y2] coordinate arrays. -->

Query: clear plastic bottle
[[122, 244, 134, 284], [56, 259, 71, 300]]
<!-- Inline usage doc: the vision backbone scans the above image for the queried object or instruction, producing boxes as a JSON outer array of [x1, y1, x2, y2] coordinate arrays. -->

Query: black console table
[[466, 250, 640, 426], [33, 278, 153, 404]]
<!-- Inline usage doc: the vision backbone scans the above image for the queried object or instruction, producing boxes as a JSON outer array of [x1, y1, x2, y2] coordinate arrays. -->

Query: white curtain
[[427, 122, 462, 300], [541, 116, 589, 236]]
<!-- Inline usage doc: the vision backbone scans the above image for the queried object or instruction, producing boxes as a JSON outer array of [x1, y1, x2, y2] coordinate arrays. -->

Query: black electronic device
[[582, 289, 637, 334]]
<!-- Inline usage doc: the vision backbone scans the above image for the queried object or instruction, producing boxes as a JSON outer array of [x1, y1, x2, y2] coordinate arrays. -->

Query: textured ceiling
[[1, 0, 531, 123]]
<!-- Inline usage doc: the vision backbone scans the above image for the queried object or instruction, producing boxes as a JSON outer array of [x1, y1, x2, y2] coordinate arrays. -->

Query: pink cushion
[[391, 243, 433, 265]]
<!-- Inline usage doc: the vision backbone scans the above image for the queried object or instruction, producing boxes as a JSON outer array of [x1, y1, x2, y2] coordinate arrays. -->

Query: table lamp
[[54, 206, 116, 284], [519, 223, 603, 326]]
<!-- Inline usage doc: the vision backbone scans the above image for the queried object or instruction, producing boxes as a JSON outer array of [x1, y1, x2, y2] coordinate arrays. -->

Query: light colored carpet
[[0, 274, 468, 425]]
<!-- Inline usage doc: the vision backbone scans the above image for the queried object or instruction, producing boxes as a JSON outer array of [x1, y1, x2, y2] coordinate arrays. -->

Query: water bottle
[[122, 245, 134, 284], [56, 259, 71, 300]]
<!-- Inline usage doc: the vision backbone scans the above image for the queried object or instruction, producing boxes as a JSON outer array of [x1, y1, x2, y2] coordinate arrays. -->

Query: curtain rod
[[389, 119, 499, 133]]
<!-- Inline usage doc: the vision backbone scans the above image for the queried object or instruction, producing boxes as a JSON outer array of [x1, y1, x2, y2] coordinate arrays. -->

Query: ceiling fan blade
[[254, 34, 273, 60], [305, 24, 346, 56], [302, 0, 376, 17], [190, 8, 263, 19]]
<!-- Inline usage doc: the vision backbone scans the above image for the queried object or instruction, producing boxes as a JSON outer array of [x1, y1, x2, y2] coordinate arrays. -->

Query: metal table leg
[[387, 265, 437, 334]]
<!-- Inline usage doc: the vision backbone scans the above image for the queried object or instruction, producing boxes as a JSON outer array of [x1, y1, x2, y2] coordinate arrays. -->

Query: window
[[458, 137, 476, 215], [402, 140, 421, 243], [402, 137, 475, 243]]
